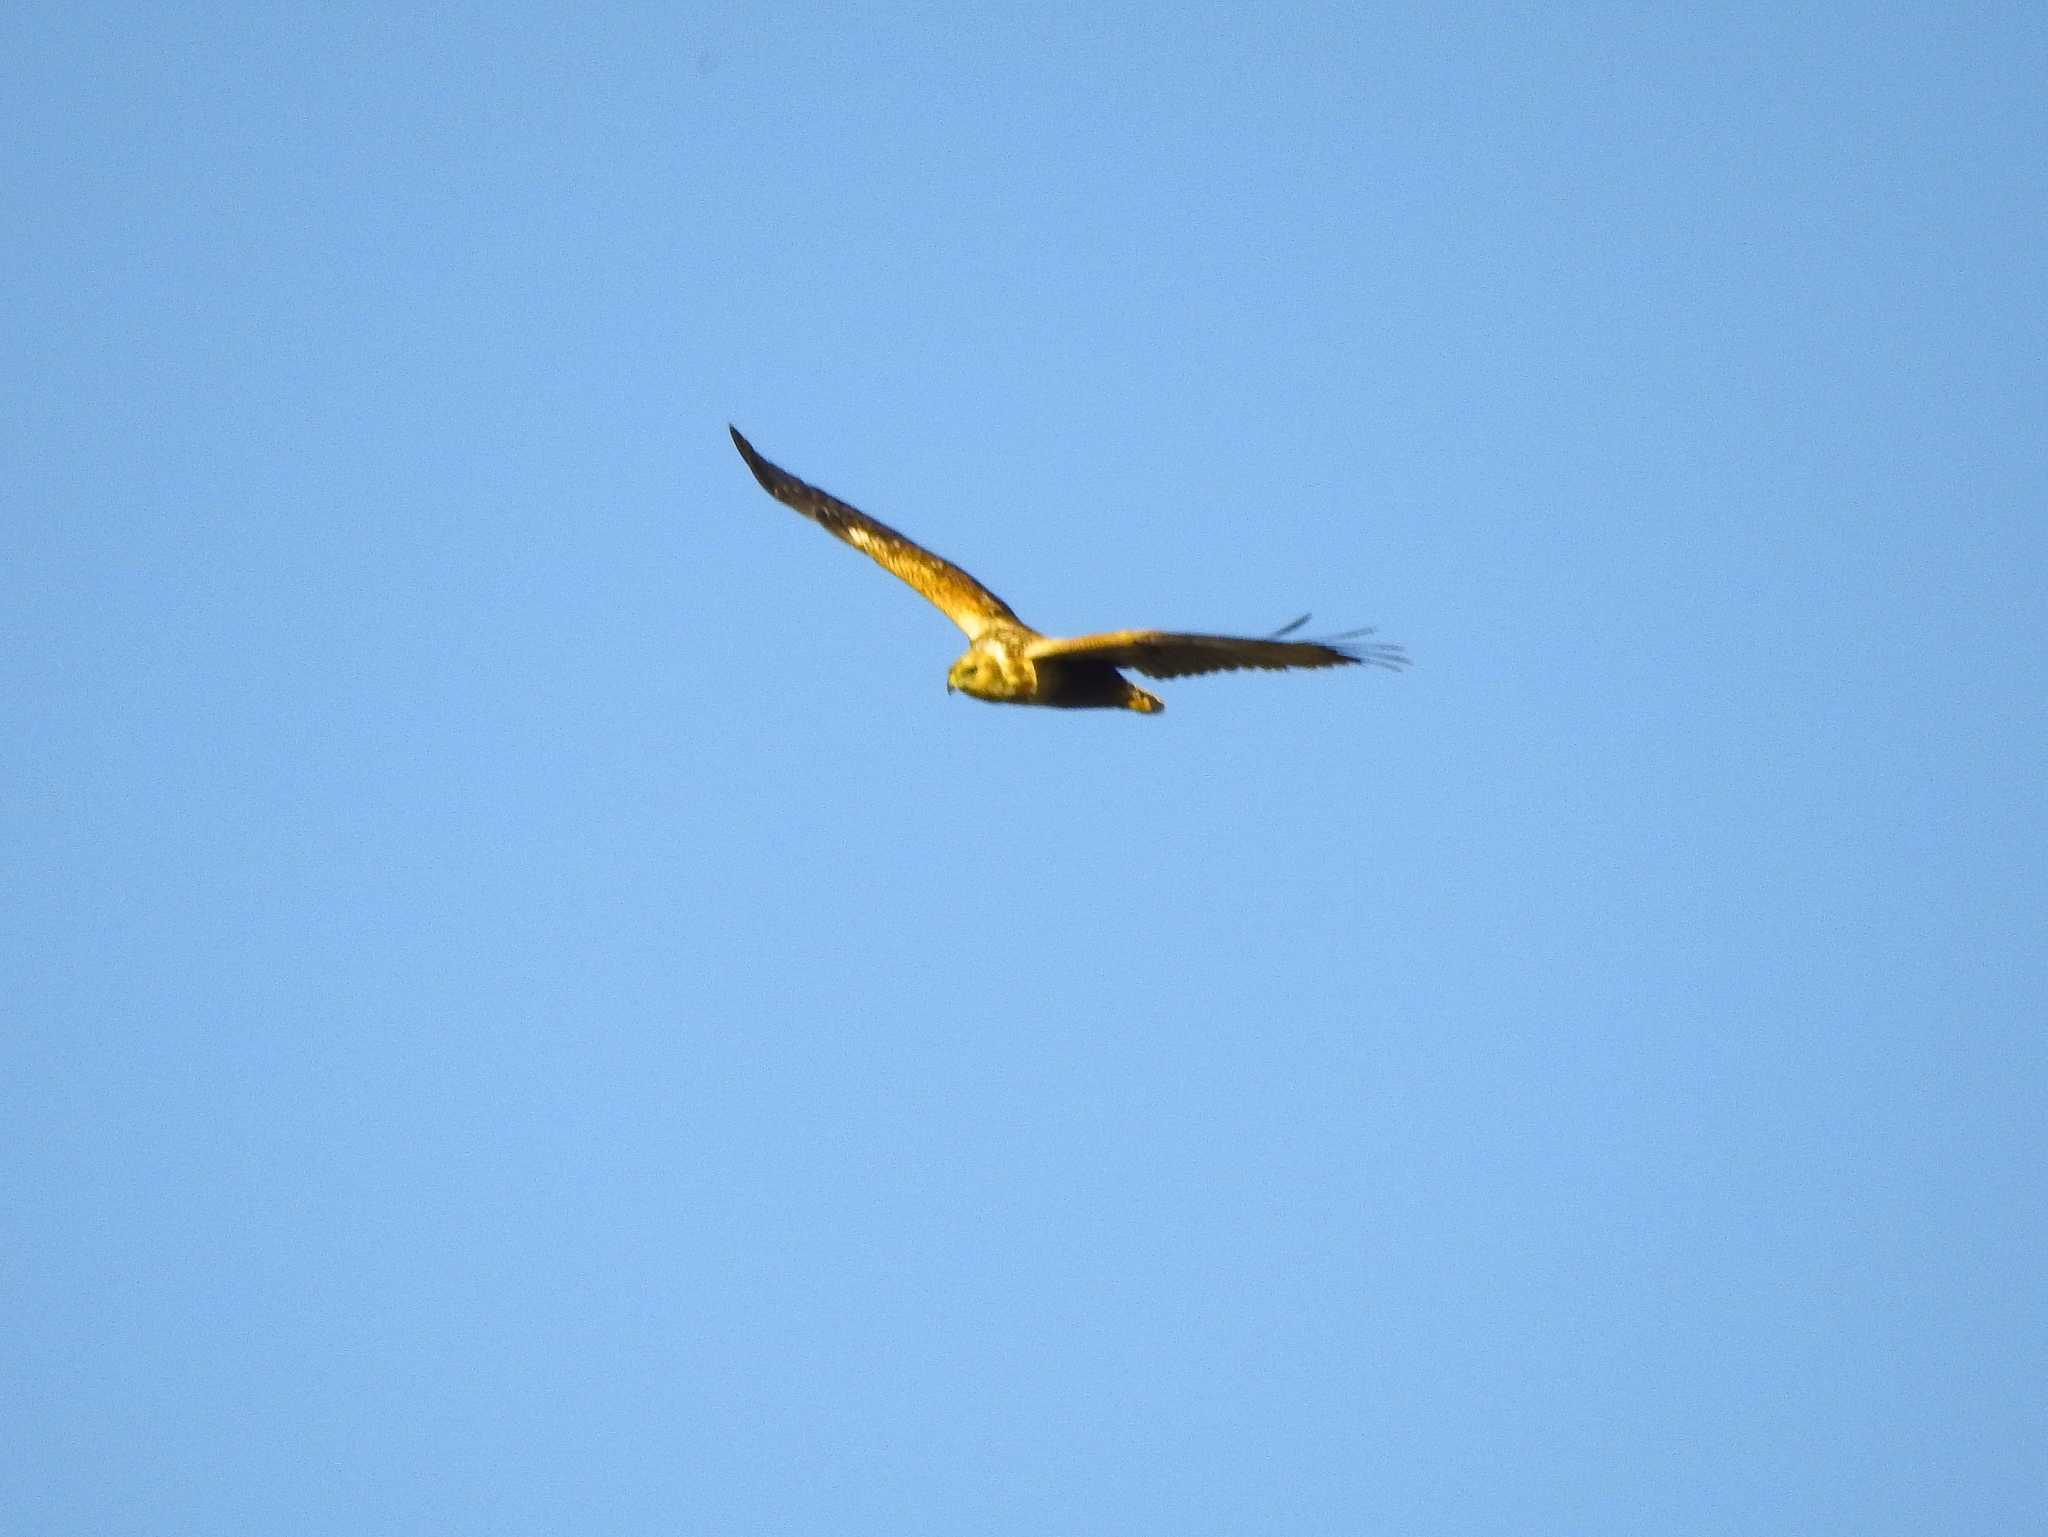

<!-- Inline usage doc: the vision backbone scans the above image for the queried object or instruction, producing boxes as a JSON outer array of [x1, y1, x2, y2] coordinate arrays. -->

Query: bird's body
[[944, 621, 1165, 713], [727, 426, 1406, 713]]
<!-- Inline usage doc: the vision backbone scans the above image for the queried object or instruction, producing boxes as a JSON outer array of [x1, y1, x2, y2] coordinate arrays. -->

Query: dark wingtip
[[1274, 614, 1411, 671], [1346, 641, 1412, 672], [728, 425, 776, 489]]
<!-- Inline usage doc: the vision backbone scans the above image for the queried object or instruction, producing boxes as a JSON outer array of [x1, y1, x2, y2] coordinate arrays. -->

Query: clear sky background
[[6, 3, 2043, 1532]]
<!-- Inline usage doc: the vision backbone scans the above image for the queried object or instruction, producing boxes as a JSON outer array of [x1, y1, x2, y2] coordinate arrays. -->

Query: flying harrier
[[728, 426, 1407, 714]]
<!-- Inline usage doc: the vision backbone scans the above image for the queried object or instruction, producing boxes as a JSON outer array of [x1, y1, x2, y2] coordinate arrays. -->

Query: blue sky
[[6, 3, 2043, 1531]]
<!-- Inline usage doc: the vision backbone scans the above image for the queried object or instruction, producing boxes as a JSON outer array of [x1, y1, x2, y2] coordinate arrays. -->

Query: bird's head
[[946, 648, 1022, 702]]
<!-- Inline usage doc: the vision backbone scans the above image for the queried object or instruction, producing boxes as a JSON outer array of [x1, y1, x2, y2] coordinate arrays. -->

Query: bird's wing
[[729, 426, 1021, 639], [1025, 621, 1408, 678]]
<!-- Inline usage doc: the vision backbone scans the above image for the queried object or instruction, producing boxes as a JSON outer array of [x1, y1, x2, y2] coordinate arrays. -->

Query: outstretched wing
[[1026, 618, 1408, 678], [729, 426, 1021, 638]]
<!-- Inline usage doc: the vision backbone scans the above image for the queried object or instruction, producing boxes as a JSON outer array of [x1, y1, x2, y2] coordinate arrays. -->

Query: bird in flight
[[728, 426, 1407, 714]]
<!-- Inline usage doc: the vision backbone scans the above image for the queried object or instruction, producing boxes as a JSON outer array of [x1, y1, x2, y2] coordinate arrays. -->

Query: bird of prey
[[728, 426, 1407, 714]]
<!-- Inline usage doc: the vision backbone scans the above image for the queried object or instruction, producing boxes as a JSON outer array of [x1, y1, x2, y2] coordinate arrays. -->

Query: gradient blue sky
[[7, 4, 2044, 1532]]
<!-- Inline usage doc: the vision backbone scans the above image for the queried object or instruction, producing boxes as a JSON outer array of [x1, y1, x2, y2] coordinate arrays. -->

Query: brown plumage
[[729, 425, 1407, 713]]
